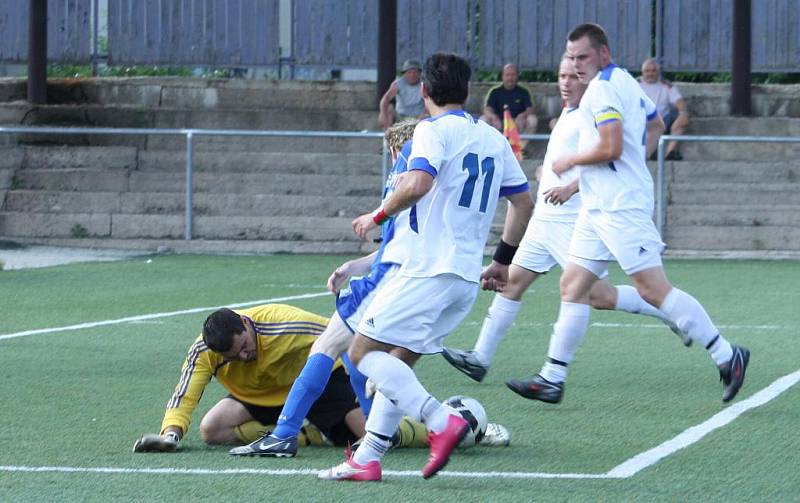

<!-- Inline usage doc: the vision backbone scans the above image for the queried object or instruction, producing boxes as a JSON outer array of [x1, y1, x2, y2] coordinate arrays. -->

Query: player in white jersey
[[442, 56, 690, 388], [319, 53, 534, 482], [506, 24, 748, 405], [228, 121, 420, 457]]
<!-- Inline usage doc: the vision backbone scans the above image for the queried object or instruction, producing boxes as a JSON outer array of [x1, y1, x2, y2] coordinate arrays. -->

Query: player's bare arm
[[352, 170, 434, 240], [327, 251, 377, 294], [552, 119, 623, 175], [481, 190, 534, 292], [543, 178, 580, 205]]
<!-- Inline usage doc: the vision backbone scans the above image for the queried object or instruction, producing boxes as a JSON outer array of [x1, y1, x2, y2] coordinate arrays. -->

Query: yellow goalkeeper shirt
[[160, 303, 335, 434]]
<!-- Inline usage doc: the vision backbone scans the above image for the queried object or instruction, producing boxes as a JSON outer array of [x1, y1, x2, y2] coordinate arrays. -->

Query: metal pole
[[185, 132, 194, 240], [656, 137, 666, 236], [655, 0, 664, 61], [27, 0, 48, 104], [377, 0, 397, 107], [91, 0, 99, 76], [731, 0, 752, 116]]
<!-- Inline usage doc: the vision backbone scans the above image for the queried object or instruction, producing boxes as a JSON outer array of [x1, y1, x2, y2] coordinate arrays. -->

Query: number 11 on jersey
[[458, 153, 495, 213]]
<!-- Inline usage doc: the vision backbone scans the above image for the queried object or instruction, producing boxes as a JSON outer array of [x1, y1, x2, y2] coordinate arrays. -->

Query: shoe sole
[[505, 380, 563, 404], [422, 423, 469, 480], [442, 352, 486, 383], [230, 451, 296, 458], [722, 348, 750, 403]]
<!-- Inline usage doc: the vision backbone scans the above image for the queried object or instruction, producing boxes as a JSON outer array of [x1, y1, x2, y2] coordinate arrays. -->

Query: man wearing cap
[[378, 59, 426, 129]]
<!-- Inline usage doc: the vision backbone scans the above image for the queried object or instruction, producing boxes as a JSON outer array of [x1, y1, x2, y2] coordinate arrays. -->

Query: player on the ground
[[228, 120, 509, 458], [505, 24, 749, 405], [319, 53, 534, 482], [442, 55, 690, 388], [133, 304, 365, 453]]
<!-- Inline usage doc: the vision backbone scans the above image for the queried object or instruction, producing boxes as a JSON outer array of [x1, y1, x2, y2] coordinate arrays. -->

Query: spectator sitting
[[378, 59, 426, 129], [480, 63, 538, 135], [639, 58, 689, 160]]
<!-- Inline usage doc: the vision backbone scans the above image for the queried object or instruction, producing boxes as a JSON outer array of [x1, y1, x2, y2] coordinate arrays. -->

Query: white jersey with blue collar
[[535, 106, 582, 222], [402, 110, 529, 283], [577, 63, 658, 212]]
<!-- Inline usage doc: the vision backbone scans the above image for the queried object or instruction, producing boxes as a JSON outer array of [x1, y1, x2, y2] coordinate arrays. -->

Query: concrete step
[[138, 150, 385, 175], [679, 117, 800, 161], [665, 225, 800, 251], [666, 161, 800, 184], [689, 117, 800, 136], [1, 102, 379, 136], [0, 211, 361, 241], [667, 204, 800, 227], [668, 182, 800, 205], [0, 146, 386, 175], [12, 169, 384, 196], [4, 190, 377, 218]]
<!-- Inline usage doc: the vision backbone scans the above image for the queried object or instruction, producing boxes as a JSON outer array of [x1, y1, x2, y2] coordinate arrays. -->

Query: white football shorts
[[568, 207, 665, 276], [513, 216, 608, 279], [356, 272, 478, 354]]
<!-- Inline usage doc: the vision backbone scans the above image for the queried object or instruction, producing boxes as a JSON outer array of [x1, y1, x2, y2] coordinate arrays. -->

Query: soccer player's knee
[[311, 333, 349, 359], [198, 417, 224, 445]]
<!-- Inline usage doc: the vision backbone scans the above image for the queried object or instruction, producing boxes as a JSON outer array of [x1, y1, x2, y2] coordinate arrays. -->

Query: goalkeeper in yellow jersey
[[133, 303, 368, 453]]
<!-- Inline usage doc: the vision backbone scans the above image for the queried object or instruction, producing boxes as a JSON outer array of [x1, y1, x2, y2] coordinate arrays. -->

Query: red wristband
[[372, 209, 389, 225]]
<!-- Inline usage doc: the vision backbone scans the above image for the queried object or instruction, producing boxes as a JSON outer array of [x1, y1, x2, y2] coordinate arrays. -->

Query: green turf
[[1, 255, 798, 501]]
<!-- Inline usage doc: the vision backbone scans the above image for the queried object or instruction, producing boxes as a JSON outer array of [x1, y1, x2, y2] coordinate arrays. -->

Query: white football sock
[[539, 302, 591, 383], [357, 351, 444, 428], [614, 284, 670, 322], [352, 432, 390, 465], [473, 294, 522, 365], [659, 287, 733, 365], [353, 393, 401, 464]]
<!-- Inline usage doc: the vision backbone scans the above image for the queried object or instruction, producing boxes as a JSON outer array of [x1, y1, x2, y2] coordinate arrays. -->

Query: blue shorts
[[335, 262, 399, 333]]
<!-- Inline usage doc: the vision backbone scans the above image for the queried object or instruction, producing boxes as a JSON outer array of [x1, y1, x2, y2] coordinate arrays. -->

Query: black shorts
[[227, 366, 359, 446]]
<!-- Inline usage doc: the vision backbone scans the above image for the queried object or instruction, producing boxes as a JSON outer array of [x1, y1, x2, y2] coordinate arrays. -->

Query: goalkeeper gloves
[[133, 431, 180, 453]]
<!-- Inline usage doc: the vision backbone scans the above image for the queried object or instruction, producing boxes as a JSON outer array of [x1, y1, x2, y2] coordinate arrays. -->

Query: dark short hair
[[202, 308, 244, 353], [422, 53, 471, 107], [567, 23, 609, 50]]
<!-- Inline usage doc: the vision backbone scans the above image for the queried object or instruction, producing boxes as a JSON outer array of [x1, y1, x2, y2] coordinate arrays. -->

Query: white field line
[[0, 292, 329, 341], [606, 368, 800, 478], [0, 465, 610, 480], [0, 370, 797, 481], [461, 320, 784, 331]]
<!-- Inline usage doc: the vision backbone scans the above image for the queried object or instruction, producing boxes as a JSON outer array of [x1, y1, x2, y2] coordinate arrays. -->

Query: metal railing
[[0, 127, 389, 240], [655, 134, 800, 235]]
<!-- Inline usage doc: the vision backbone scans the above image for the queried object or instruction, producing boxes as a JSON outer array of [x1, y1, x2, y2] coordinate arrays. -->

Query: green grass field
[[1, 254, 799, 502]]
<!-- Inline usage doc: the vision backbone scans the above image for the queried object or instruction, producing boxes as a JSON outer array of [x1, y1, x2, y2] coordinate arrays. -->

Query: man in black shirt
[[481, 63, 538, 135]]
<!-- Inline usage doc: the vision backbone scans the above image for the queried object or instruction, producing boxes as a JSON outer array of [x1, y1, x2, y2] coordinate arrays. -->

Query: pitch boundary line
[[0, 465, 609, 480], [2, 369, 797, 482], [606, 368, 800, 477], [0, 292, 329, 341]]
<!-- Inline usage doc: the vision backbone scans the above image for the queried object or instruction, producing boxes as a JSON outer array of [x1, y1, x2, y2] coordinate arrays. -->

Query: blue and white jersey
[[402, 110, 529, 283], [374, 140, 413, 268], [577, 63, 658, 212], [535, 106, 582, 222]]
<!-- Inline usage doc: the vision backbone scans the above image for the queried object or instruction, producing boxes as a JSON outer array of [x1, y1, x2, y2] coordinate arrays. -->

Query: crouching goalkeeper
[[134, 304, 378, 453]]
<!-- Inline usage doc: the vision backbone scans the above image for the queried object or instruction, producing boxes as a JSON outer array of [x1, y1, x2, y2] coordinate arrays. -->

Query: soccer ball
[[442, 395, 488, 448]]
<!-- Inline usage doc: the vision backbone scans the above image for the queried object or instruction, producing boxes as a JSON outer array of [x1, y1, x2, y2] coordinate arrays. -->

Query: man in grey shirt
[[378, 59, 426, 129]]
